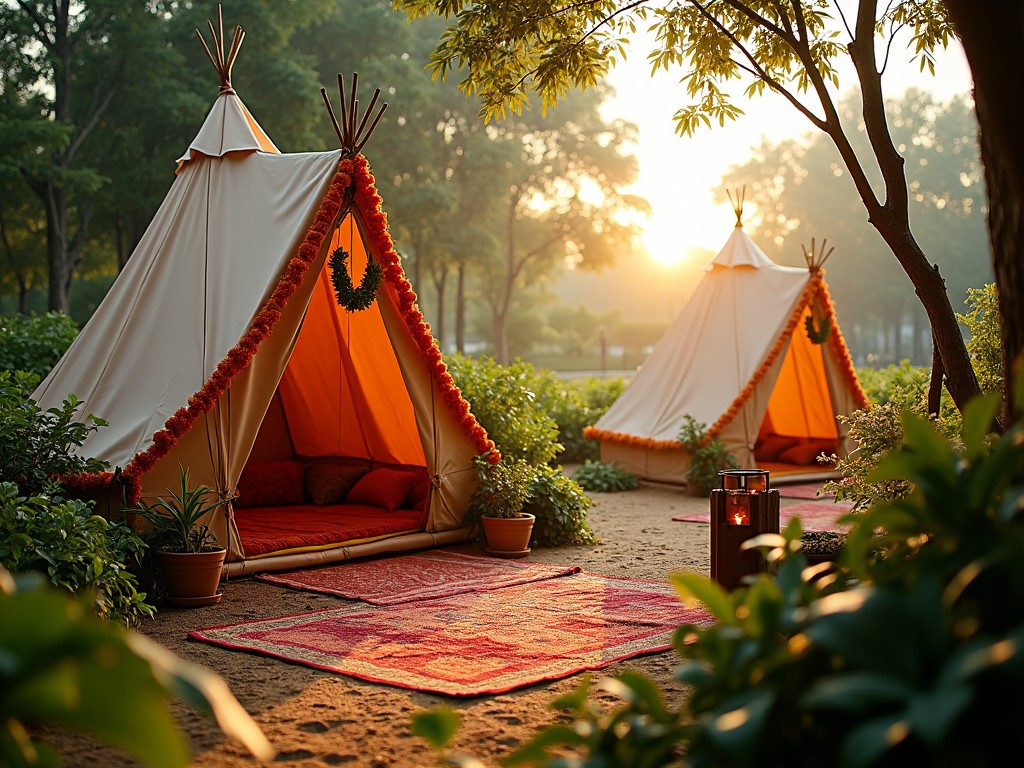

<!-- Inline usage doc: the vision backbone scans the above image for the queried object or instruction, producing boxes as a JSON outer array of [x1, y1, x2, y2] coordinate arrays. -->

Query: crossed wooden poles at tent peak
[[195, 6, 243, 95], [321, 74, 389, 156]]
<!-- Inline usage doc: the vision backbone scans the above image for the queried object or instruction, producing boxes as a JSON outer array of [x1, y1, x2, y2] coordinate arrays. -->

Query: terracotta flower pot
[[155, 549, 227, 607], [481, 513, 536, 559]]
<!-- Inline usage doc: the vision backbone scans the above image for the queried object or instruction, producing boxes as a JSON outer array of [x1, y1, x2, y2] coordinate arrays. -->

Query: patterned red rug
[[776, 482, 834, 500], [672, 500, 855, 532], [256, 549, 582, 605], [191, 573, 716, 696]]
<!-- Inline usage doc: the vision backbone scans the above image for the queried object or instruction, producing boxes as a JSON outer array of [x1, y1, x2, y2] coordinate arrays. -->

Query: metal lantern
[[710, 469, 780, 590]]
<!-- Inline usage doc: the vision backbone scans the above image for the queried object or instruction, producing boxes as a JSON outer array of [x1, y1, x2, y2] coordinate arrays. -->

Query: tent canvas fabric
[[585, 226, 868, 485], [32, 90, 496, 576]]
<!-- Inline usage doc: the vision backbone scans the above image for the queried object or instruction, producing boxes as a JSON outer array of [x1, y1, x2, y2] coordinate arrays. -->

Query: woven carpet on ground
[[776, 482, 834, 500], [256, 549, 582, 605], [191, 573, 716, 697], [672, 500, 855, 532]]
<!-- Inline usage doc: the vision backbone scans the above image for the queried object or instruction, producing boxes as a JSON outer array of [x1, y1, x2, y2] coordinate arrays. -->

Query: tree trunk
[[45, 183, 73, 312], [432, 266, 448, 351], [869, 212, 981, 415], [455, 263, 466, 354], [944, 0, 1024, 417]]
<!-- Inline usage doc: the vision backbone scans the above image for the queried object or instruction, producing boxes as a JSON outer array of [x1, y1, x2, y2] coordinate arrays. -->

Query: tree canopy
[[395, 0, 986, 415]]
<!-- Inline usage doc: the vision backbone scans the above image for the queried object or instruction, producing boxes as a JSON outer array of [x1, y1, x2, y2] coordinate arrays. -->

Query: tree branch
[[15, 0, 55, 51], [693, 1, 828, 131]]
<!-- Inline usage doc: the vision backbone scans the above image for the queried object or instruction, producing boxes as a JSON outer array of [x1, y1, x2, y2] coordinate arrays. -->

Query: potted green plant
[[131, 465, 229, 607], [467, 455, 535, 558], [677, 415, 739, 497]]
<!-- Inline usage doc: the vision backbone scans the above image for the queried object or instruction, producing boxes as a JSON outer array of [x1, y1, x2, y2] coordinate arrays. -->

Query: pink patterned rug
[[191, 573, 716, 697], [776, 482, 834, 500], [256, 549, 582, 605], [672, 500, 855, 532]]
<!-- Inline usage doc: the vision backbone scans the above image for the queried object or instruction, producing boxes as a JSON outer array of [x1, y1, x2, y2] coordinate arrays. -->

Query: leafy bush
[[0, 482, 152, 626], [0, 371, 109, 496], [525, 463, 597, 546], [447, 354, 561, 465], [0, 311, 78, 377], [451, 355, 597, 547], [854, 359, 927, 405], [957, 282, 1003, 398], [676, 414, 738, 494], [571, 460, 640, 493], [822, 379, 962, 512], [466, 455, 534, 521], [1, 567, 274, 766], [540, 376, 627, 463], [422, 383, 1024, 768]]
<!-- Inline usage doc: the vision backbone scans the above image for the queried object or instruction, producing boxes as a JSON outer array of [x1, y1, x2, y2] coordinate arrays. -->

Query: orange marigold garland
[[119, 159, 356, 492], [349, 155, 499, 463], [582, 426, 684, 452], [815, 275, 870, 409]]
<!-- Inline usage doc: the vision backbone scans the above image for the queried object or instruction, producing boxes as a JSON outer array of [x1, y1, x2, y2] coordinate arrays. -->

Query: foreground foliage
[[0, 567, 274, 767], [418, 379, 1024, 766]]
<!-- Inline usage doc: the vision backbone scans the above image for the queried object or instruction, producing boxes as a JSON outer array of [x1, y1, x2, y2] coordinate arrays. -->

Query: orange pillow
[[347, 467, 424, 511], [303, 463, 368, 505], [235, 461, 304, 508]]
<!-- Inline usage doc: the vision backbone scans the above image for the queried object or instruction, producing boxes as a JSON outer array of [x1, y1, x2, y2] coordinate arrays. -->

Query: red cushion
[[303, 463, 368, 505], [755, 434, 800, 461], [407, 476, 431, 511], [346, 468, 424, 511], [778, 442, 830, 466], [235, 461, 304, 509]]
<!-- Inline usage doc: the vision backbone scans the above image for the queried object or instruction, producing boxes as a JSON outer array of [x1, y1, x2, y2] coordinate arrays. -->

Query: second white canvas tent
[[585, 223, 869, 485]]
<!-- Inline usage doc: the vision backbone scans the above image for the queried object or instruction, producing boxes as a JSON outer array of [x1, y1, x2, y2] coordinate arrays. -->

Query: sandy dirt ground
[[39, 478, 812, 768]]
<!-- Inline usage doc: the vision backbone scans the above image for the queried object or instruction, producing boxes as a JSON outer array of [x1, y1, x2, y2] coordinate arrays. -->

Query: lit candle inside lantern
[[726, 492, 750, 526]]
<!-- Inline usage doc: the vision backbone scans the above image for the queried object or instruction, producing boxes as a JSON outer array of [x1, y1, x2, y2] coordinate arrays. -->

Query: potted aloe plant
[[468, 455, 535, 558], [132, 465, 229, 607]]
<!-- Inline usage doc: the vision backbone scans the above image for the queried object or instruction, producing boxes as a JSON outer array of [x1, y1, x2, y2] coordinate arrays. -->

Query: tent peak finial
[[727, 186, 746, 228], [195, 5, 244, 95], [320, 73, 389, 157], [801, 237, 835, 274]]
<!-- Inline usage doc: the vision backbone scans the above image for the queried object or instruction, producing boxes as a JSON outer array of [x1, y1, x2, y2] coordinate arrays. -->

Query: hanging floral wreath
[[805, 306, 832, 344], [330, 246, 383, 312]]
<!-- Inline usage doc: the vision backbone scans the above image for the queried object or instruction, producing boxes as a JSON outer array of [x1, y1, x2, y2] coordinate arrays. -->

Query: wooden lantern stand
[[710, 469, 780, 591]]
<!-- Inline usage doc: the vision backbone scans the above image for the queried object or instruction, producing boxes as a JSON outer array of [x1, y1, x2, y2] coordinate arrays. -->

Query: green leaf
[[669, 571, 733, 622], [411, 707, 460, 750]]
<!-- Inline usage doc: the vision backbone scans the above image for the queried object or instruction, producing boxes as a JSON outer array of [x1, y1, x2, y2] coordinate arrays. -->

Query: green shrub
[[525, 463, 597, 546], [0, 311, 78, 377], [854, 359, 927, 405], [957, 282, 1003, 398], [447, 354, 561, 465], [540, 376, 627, 463], [823, 380, 962, 512], [676, 414, 738, 494], [0, 371, 109, 496], [466, 455, 534, 522], [571, 460, 640, 493], [0, 482, 152, 626], [451, 355, 597, 547]]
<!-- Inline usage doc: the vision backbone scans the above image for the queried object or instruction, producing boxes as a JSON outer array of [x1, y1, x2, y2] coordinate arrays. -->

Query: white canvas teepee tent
[[32, 19, 494, 575], [585, 206, 868, 486]]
